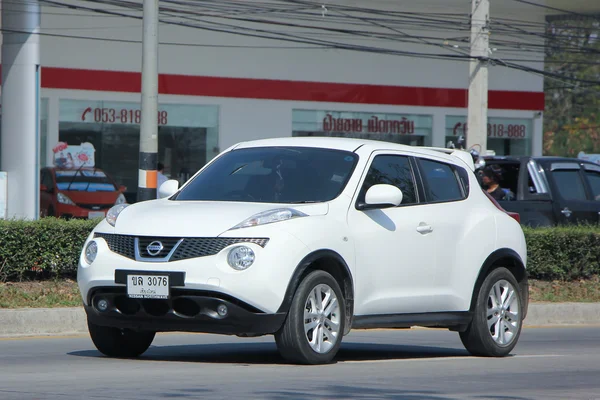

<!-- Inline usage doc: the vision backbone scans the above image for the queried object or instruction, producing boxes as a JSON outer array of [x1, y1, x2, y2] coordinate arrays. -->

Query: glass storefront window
[[58, 100, 219, 203], [292, 109, 433, 146], [445, 116, 533, 156]]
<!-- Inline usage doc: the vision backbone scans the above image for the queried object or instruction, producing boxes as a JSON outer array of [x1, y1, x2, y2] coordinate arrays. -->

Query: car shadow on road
[[68, 341, 473, 365]]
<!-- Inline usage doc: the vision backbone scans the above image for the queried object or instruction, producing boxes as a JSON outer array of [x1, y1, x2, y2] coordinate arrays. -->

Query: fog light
[[217, 304, 228, 317], [97, 298, 109, 312], [227, 245, 255, 271]]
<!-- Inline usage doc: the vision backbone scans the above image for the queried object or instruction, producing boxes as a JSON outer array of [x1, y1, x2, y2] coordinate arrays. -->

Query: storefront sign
[[52, 142, 95, 168], [294, 110, 432, 137], [446, 116, 532, 140], [60, 100, 219, 128], [322, 114, 415, 134], [82, 106, 169, 125]]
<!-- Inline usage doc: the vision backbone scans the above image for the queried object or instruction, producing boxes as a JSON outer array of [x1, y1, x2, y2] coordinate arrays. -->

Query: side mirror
[[119, 185, 127, 193], [357, 184, 403, 210], [40, 184, 51, 193], [158, 179, 179, 199]]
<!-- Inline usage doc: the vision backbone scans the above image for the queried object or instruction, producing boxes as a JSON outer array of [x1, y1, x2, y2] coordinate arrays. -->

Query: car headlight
[[57, 192, 76, 205], [106, 203, 129, 227], [84, 240, 98, 264], [230, 208, 307, 230], [115, 193, 127, 205], [227, 245, 255, 270]]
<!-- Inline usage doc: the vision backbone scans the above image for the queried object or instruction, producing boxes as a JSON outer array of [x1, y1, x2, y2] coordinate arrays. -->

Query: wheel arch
[[277, 249, 354, 335], [469, 248, 529, 319]]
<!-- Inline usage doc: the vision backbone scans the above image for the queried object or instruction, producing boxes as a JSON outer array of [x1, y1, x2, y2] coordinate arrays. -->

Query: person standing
[[157, 162, 168, 198]]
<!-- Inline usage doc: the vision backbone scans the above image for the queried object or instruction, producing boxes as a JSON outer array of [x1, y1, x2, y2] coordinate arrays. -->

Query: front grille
[[94, 233, 135, 259], [171, 238, 269, 261], [93, 233, 268, 262], [77, 203, 113, 210]]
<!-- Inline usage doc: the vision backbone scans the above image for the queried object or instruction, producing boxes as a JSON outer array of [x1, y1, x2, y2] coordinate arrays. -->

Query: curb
[[1, 303, 599, 338]]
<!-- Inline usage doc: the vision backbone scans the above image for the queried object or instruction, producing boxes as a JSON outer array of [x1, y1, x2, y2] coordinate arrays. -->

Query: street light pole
[[466, 0, 490, 153], [137, 0, 159, 201]]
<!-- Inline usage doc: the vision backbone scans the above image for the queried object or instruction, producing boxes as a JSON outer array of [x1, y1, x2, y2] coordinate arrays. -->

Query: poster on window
[[52, 141, 95, 168]]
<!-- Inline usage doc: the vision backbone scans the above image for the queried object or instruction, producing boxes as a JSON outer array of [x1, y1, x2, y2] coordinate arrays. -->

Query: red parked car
[[40, 167, 127, 219]]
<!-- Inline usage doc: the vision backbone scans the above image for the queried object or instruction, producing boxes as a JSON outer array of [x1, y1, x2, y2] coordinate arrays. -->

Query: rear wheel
[[88, 318, 155, 358], [275, 270, 345, 365], [460, 267, 523, 357]]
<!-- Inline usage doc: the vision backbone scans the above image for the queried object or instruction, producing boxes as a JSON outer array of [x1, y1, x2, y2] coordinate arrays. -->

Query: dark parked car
[[476, 156, 600, 227]]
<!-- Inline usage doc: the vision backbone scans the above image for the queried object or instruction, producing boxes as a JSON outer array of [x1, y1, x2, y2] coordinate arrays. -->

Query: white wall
[[31, 0, 545, 93]]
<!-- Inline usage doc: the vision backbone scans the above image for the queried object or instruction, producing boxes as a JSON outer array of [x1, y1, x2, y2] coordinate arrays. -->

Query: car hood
[[112, 200, 329, 237]]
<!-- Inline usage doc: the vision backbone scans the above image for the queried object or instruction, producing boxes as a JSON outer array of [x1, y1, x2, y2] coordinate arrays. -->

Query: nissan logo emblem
[[146, 241, 164, 256]]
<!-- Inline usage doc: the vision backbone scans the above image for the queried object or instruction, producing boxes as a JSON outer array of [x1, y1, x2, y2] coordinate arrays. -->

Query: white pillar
[[466, 0, 490, 153], [1, 0, 41, 219]]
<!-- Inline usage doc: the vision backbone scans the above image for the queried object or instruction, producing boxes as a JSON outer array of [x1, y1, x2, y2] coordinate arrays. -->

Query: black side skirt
[[352, 312, 473, 331]]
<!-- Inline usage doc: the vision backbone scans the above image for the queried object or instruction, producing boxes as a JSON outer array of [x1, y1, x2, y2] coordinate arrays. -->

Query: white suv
[[78, 137, 528, 364]]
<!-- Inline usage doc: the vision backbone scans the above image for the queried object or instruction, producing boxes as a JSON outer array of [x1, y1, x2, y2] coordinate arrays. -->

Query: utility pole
[[137, 0, 159, 201], [466, 0, 490, 153]]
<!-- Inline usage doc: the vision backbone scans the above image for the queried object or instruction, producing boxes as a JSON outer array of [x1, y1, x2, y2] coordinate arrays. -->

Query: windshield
[[174, 146, 359, 203], [55, 169, 117, 192]]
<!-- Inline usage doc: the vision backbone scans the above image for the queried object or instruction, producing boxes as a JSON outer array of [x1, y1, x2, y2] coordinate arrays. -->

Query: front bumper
[[85, 286, 287, 335]]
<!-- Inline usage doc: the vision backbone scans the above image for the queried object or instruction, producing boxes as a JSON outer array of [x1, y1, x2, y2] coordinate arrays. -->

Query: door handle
[[416, 224, 433, 234], [561, 207, 572, 218]]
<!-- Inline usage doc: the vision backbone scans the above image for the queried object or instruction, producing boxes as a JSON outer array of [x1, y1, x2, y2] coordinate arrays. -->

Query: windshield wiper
[[66, 164, 86, 191], [229, 164, 248, 175]]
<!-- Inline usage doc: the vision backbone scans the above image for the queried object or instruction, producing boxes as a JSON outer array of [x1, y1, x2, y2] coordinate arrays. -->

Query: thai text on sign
[[323, 114, 415, 134]]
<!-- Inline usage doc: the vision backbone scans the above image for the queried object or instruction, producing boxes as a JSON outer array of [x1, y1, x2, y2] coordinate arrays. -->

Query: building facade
[[1, 0, 598, 215]]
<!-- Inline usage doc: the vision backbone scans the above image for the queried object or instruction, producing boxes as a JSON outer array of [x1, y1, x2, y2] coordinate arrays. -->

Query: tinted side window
[[584, 170, 600, 201], [552, 170, 587, 201], [42, 170, 54, 190], [359, 155, 417, 205], [419, 159, 464, 202], [456, 166, 470, 197]]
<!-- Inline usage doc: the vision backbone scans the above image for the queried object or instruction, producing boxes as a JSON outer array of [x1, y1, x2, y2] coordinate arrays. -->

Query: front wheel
[[275, 270, 345, 365], [88, 319, 155, 358], [460, 267, 523, 357]]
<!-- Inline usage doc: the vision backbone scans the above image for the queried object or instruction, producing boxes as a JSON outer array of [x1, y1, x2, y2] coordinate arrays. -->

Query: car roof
[[231, 137, 472, 169]]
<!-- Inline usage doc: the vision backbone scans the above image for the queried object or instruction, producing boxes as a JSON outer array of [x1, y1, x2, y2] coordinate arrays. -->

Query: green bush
[[524, 225, 600, 281], [0, 219, 598, 282], [0, 218, 98, 281]]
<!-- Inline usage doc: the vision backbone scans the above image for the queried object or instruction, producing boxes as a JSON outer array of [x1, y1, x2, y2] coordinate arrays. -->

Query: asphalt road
[[1, 326, 599, 400]]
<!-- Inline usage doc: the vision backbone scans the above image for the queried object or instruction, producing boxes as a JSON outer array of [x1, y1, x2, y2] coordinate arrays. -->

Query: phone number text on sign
[[454, 123, 528, 139], [88, 107, 169, 125]]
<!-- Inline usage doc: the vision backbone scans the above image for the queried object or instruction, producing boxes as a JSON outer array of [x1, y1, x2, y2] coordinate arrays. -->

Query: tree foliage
[[544, 17, 600, 157]]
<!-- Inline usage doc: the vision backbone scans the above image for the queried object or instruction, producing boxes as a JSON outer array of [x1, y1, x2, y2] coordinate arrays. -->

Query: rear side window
[[359, 155, 417, 205], [584, 169, 600, 201], [552, 169, 587, 201], [418, 158, 464, 202]]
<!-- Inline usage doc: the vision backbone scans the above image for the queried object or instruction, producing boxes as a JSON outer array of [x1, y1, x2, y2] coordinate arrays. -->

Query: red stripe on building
[[0, 66, 545, 111]]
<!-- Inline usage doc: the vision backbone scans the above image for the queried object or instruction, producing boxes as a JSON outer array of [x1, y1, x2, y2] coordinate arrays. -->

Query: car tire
[[275, 270, 345, 365], [88, 319, 155, 358], [460, 267, 523, 357]]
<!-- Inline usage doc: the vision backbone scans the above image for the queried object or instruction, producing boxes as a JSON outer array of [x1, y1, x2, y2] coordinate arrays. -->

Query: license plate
[[127, 274, 170, 299], [88, 211, 105, 219]]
